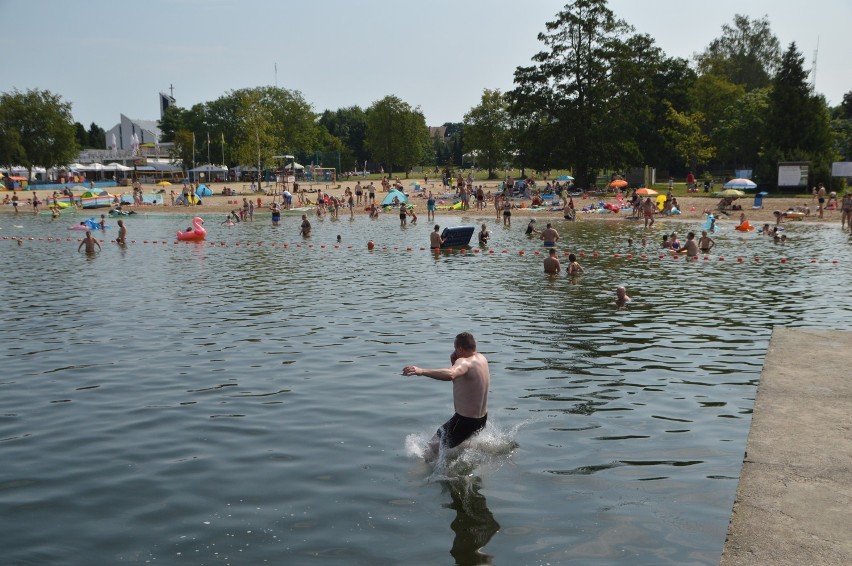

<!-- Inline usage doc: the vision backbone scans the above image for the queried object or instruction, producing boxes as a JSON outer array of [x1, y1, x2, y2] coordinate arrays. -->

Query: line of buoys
[[1, 236, 843, 265]]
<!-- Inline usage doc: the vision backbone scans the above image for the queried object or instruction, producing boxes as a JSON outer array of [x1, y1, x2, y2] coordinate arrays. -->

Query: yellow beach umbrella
[[156, 181, 172, 187]]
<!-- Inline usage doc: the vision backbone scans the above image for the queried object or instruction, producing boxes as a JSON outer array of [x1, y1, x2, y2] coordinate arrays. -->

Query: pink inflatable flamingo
[[177, 217, 207, 241]]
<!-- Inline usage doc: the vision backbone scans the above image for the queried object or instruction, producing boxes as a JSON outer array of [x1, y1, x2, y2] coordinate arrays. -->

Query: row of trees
[[470, 0, 844, 187], [1, 0, 849, 187]]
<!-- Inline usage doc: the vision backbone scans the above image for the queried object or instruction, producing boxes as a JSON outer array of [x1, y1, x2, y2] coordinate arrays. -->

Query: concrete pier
[[721, 327, 852, 565]]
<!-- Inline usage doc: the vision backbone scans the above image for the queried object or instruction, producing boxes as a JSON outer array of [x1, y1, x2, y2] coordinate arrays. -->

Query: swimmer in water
[[615, 286, 631, 309], [543, 248, 560, 274], [567, 253, 584, 276], [77, 230, 101, 253]]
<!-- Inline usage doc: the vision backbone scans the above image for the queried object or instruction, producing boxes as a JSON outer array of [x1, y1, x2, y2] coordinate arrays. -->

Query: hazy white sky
[[2, 0, 848, 132]]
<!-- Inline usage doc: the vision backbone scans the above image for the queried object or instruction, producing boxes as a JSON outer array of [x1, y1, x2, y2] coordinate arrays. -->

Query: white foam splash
[[405, 420, 523, 480]]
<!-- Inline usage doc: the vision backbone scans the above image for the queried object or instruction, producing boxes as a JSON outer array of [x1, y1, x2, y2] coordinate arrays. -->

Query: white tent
[[10, 166, 46, 175], [189, 164, 228, 173], [189, 164, 228, 182], [104, 163, 132, 171]]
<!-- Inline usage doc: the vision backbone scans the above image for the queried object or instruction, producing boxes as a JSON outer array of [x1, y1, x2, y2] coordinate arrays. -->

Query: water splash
[[405, 420, 522, 480]]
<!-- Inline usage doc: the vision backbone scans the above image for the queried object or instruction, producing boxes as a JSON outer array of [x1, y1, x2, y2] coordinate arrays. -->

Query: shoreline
[[2, 180, 846, 228]]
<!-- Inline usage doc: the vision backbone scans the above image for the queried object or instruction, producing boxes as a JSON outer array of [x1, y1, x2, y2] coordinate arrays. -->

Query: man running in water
[[403, 332, 490, 458]]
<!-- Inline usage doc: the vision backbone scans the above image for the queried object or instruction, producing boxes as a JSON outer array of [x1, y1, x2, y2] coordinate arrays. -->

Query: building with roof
[[75, 92, 175, 167], [104, 114, 161, 152], [104, 92, 173, 151]]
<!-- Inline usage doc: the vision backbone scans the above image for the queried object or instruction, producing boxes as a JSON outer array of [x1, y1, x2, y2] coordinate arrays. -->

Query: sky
[[1, 0, 849, 134]]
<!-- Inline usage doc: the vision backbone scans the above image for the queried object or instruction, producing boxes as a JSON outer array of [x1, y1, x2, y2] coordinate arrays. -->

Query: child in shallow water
[[616, 286, 632, 309]]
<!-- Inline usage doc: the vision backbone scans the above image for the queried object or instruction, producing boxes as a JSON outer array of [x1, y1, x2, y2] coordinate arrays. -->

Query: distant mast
[[810, 37, 819, 91], [160, 87, 176, 120]]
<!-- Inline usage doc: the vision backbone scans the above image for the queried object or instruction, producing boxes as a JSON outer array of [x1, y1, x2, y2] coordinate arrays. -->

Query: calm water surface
[[1, 210, 850, 565]]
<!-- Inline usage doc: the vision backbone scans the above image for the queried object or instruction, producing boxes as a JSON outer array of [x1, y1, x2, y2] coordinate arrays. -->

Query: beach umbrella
[[635, 188, 658, 196], [609, 179, 628, 188], [556, 175, 574, 181], [157, 181, 172, 187], [719, 189, 745, 198], [724, 178, 757, 190]]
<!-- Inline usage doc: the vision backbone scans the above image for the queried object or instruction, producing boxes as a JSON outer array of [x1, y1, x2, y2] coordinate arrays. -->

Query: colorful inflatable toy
[[177, 217, 206, 241]]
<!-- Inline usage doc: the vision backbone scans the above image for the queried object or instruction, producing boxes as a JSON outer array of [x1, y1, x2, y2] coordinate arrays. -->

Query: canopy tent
[[76, 163, 105, 171], [189, 164, 228, 173], [381, 189, 408, 206], [135, 163, 184, 183], [6, 166, 46, 177], [103, 163, 132, 172]]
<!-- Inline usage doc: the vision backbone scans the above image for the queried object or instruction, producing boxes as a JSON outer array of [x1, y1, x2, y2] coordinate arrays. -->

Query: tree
[[831, 91, 852, 161], [508, 0, 639, 188], [365, 95, 429, 177], [714, 88, 770, 169], [158, 86, 320, 170], [74, 122, 88, 149], [86, 122, 106, 148], [443, 123, 464, 168], [841, 91, 852, 120], [762, 42, 834, 184], [232, 90, 276, 179], [689, 74, 746, 139], [696, 14, 781, 91], [463, 89, 510, 179], [0, 88, 78, 177], [319, 106, 369, 172], [623, 50, 697, 175], [662, 102, 715, 172]]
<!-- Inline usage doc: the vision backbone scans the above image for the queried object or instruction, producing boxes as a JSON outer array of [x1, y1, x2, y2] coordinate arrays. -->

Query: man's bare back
[[402, 347, 489, 419]]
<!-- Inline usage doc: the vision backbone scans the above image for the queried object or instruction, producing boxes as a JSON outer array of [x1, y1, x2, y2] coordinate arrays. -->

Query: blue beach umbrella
[[556, 175, 574, 181]]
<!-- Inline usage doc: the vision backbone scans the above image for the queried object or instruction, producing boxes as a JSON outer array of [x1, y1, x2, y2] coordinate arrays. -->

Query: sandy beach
[[3, 179, 845, 229]]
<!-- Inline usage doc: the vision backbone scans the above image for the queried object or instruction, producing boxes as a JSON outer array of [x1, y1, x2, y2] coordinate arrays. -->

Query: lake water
[[1, 210, 850, 565]]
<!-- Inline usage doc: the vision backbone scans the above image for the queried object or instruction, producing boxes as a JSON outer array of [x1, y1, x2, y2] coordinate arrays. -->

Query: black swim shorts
[[436, 413, 487, 448]]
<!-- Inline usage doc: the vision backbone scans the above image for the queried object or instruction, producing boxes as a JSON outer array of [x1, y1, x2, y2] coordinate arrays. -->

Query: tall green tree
[[840, 91, 852, 120], [319, 106, 368, 172], [626, 51, 696, 175], [831, 91, 852, 161], [689, 74, 746, 139], [443, 122, 464, 168], [714, 88, 770, 169], [158, 104, 205, 167], [508, 0, 636, 187], [463, 89, 510, 179], [762, 42, 834, 184], [0, 89, 78, 176], [696, 14, 781, 91], [365, 95, 429, 177], [232, 90, 276, 177], [662, 102, 715, 173], [86, 122, 106, 149]]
